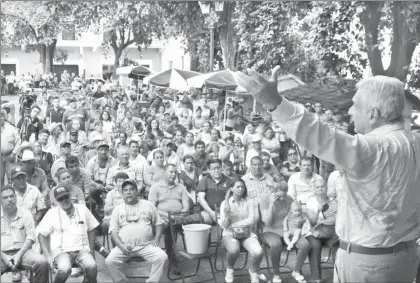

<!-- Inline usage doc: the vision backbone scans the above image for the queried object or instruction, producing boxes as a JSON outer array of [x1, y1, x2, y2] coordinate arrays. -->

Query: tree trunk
[[219, 2, 238, 70], [112, 48, 123, 79], [45, 39, 57, 74], [361, 2, 417, 82], [189, 53, 200, 72], [37, 44, 47, 74]]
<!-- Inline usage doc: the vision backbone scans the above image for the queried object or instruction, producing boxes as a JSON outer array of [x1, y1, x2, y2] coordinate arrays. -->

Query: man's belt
[[339, 239, 416, 255]]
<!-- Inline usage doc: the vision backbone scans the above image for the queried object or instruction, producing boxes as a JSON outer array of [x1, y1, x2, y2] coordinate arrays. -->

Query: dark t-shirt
[[63, 107, 89, 131], [233, 122, 246, 134], [166, 124, 187, 136], [197, 174, 235, 208], [45, 107, 65, 124]]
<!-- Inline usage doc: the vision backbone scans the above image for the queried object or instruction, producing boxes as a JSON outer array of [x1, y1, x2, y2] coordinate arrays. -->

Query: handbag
[[230, 227, 251, 240]]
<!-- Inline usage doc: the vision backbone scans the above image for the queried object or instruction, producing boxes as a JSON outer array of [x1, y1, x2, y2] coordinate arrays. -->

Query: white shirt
[[36, 204, 99, 259], [327, 170, 343, 199], [287, 172, 323, 205], [271, 97, 420, 247], [245, 148, 272, 168]]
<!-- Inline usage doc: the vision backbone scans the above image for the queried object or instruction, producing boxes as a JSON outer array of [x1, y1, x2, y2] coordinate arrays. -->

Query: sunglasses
[[57, 195, 70, 202]]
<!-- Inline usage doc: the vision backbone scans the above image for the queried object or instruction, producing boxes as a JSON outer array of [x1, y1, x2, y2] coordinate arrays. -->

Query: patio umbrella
[[186, 69, 248, 94], [143, 68, 202, 91], [116, 65, 153, 79]]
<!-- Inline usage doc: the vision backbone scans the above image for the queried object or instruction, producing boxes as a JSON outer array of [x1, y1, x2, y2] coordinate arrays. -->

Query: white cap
[[21, 149, 35, 161], [252, 135, 262, 143]]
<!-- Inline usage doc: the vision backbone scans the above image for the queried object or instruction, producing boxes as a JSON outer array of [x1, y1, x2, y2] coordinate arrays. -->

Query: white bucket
[[182, 224, 211, 254]]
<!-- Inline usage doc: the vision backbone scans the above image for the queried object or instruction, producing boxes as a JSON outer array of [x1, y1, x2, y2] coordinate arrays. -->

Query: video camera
[[19, 90, 37, 116]]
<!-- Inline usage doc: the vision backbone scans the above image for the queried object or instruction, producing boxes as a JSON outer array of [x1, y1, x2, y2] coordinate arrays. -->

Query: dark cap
[[54, 186, 70, 200], [122, 179, 137, 189], [60, 141, 71, 148], [11, 166, 27, 179], [70, 130, 78, 136]]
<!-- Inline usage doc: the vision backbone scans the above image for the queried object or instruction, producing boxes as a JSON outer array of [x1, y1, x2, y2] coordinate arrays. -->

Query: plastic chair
[[167, 210, 217, 283]]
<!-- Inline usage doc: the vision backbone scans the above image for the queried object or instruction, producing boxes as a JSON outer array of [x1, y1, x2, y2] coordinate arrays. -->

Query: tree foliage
[[82, 1, 165, 77], [1, 1, 91, 73]]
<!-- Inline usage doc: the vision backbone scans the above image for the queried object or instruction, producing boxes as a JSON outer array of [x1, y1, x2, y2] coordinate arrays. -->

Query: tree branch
[[360, 2, 385, 75]]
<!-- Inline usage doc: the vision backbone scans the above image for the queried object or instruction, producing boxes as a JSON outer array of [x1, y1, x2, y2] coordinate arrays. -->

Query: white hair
[[356, 76, 405, 124]]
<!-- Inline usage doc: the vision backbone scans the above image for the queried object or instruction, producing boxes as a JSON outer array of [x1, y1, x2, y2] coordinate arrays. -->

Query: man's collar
[[118, 161, 131, 169], [365, 123, 404, 137], [249, 173, 267, 181], [1, 207, 21, 219], [210, 174, 228, 184]]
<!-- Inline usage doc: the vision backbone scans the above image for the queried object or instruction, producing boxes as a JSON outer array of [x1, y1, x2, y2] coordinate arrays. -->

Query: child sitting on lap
[[283, 201, 308, 250]]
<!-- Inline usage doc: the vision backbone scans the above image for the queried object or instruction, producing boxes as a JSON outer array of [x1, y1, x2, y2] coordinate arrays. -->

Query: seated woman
[[178, 155, 201, 207], [260, 181, 311, 283], [143, 150, 166, 195], [176, 132, 196, 159], [220, 179, 262, 283], [305, 179, 338, 283]]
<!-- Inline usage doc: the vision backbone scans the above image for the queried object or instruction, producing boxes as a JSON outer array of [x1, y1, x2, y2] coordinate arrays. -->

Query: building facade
[[1, 28, 190, 78]]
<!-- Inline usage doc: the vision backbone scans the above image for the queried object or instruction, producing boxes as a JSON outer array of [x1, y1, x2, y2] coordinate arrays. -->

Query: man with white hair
[[237, 68, 420, 283]]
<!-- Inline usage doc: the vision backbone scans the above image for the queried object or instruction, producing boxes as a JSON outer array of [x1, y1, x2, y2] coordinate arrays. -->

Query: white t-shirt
[[36, 204, 99, 259]]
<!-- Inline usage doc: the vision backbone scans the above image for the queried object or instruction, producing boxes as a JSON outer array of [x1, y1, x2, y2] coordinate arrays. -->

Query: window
[[62, 23, 76, 41]]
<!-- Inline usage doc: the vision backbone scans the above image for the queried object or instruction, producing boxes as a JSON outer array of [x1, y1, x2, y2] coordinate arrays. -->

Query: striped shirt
[[15, 183, 46, 220], [106, 162, 142, 187], [1, 207, 36, 251]]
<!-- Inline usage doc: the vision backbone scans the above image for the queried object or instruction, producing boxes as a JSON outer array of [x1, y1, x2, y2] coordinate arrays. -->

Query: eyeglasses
[[57, 195, 70, 202]]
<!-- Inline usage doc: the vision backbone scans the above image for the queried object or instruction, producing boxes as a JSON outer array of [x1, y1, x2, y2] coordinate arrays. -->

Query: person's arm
[[260, 195, 275, 226], [143, 168, 154, 189], [181, 186, 190, 212], [219, 147, 234, 161], [197, 192, 213, 215], [13, 214, 35, 268], [287, 176, 297, 201], [220, 200, 230, 228], [61, 111, 68, 133], [306, 198, 319, 226], [76, 187, 86, 205], [283, 213, 290, 232], [38, 234, 53, 265], [87, 230, 96, 258], [104, 191, 115, 216], [105, 168, 116, 191], [327, 172, 336, 198], [148, 186, 167, 218]]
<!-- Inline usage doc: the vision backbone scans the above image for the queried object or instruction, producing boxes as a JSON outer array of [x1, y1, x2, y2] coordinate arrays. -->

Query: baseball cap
[[11, 166, 27, 179], [54, 186, 70, 201], [122, 179, 137, 189], [60, 141, 71, 148], [70, 130, 78, 136], [305, 103, 311, 107], [96, 140, 110, 149]]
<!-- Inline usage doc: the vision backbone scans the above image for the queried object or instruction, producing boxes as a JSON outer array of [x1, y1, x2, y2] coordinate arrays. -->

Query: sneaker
[[70, 267, 83, 277], [11, 270, 22, 283], [291, 271, 305, 282], [249, 268, 259, 283], [170, 260, 181, 276], [273, 275, 282, 283], [225, 268, 234, 283]]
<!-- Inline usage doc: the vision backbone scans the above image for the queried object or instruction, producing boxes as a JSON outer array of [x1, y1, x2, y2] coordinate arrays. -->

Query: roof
[[277, 78, 420, 111]]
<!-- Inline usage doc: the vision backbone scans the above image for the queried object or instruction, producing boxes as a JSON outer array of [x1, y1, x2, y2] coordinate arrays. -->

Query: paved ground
[[1, 95, 334, 282]]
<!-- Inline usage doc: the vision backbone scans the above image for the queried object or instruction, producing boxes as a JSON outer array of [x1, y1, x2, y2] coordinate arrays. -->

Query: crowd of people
[[2, 68, 420, 283]]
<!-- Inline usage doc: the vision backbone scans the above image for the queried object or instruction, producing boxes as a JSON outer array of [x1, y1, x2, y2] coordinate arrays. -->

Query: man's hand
[[11, 253, 22, 270], [235, 66, 282, 111], [9, 152, 16, 162], [151, 238, 161, 247], [223, 202, 231, 215], [120, 244, 132, 256], [269, 192, 280, 206], [210, 210, 217, 223]]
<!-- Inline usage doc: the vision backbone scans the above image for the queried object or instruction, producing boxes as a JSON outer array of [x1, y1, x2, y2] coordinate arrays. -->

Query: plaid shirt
[[241, 173, 274, 201], [26, 167, 50, 208], [72, 168, 100, 196], [15, 183, 46, 220], [106, 162, 142, 186], [1, 207, 36, 251]]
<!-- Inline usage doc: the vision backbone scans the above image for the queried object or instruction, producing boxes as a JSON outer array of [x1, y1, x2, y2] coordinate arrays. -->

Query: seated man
[[11, 166, 46, 226], [148, 164, 189, 275], [105, 179, 168, 283], [197, 159, 235, 224], [37, 186, 99, 283], [102, 172, 129, 234], [65, 155, 100, 200], [1, 186, 49, 283]]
